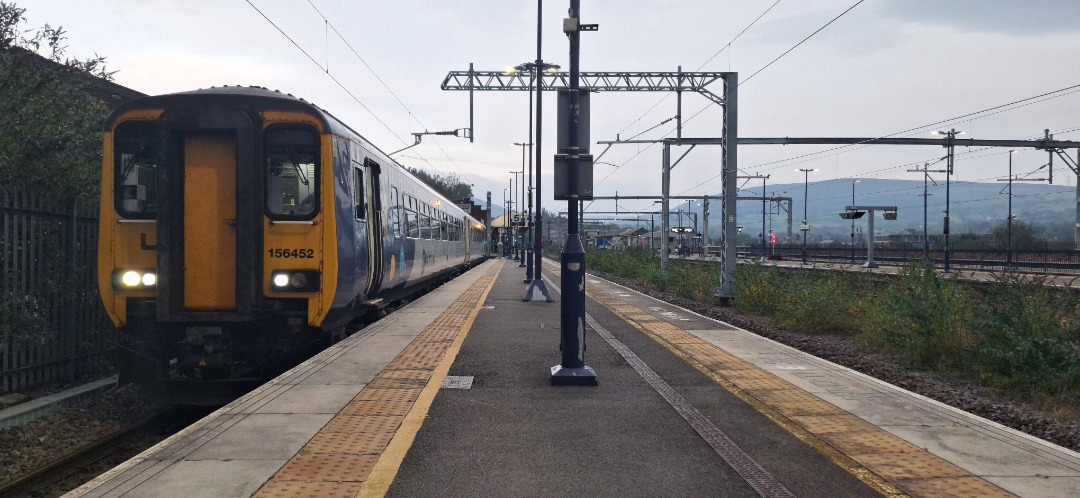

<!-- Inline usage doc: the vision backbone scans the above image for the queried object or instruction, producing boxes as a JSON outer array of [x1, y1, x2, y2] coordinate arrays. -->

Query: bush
[[860, 263, 977, 369], [970, 274, 1080, 398]]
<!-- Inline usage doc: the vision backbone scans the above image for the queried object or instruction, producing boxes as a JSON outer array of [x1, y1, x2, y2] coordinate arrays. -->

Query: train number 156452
[[267, 248, 315, 259]]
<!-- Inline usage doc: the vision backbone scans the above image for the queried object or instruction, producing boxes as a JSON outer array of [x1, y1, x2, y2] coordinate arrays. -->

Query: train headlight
[[114, 270, 157, 289], [270, 270, 320, 292], [122, 271, 141, 287]]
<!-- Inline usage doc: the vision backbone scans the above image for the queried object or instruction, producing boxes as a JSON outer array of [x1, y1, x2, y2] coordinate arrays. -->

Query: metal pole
[[552, 0, 595, 385], [520, 147, 526, 266], [660, 144, 671, 270], [524, 31, 552, 302], [944, 129, 955, 273], [512, 177, 518, 258], [761, 178, 767, 261], [503, 188, 509, 256], [525, 73, 535, 282], [865, 208, 877, 267], [800, 169, 811, 265], [923, 172, 929, 260], [716, 73, 738, 301], [850, 180, 857, 263], [1007, 152, 1013, 269]]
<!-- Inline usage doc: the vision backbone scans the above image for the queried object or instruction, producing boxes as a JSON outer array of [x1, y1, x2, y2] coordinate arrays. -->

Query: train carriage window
[[441, 214, 449, 240], [390, 187, 400, 236], [420, 214, 431, 239], [113, 124, 159, 218], [266, 127, 319, 219], [405, 209, 419, 238], [352, 166, 365, 220], [430, 214, 441, 241]]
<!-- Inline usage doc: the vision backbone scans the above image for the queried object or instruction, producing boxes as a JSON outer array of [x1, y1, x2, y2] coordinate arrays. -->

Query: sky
[[21, 0, 1080, 222]]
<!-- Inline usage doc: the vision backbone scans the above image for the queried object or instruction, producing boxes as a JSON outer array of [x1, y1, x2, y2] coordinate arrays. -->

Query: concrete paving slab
[[112, 459, 283, 498], [984, 476, 1080, 498], [186, 413, 332, 460], [884, 423, 1080, 477], [249, 384, 362, 414]]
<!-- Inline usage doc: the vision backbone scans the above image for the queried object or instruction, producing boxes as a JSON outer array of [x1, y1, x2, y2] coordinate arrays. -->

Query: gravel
[[0, 383, 165, 488], [2, 271, 1078, 489]]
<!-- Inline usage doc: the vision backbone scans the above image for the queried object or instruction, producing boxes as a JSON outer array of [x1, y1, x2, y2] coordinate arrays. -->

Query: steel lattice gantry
[[442, 68, 740, 300], [441, 70, 728, 104]]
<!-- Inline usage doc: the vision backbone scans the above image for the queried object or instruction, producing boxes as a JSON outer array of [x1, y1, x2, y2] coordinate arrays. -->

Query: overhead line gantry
[[443, 66, 741, 299]]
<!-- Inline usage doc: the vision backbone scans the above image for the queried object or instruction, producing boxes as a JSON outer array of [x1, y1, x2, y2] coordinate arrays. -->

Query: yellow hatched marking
[[583, 281, 1016, 498], [254, 262, 502, 497]]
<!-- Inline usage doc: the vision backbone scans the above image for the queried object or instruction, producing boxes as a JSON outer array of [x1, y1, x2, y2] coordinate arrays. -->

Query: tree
[[0, 2, 113, 198], [406, 167, 474, 202], [989, 220, 1042, 250]]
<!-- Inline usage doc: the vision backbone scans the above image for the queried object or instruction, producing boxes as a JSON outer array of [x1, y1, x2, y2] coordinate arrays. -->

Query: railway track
[[0, 405, 212, 498]]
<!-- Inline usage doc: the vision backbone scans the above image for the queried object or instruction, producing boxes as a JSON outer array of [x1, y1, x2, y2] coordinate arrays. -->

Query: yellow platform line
[[583, 279, 1015, 498], [252, 261, 501, 498]]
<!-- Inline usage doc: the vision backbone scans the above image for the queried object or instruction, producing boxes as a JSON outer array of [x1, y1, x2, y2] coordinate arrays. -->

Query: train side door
[[363, 158, 384, 296], [183, 136, 236, 310]]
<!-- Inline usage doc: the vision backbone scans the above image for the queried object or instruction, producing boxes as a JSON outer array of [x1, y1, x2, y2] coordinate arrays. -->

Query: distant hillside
[[715, 178, 1076, 241]]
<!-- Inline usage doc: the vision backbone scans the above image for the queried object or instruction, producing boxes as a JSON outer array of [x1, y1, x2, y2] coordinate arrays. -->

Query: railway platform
[[67, 257, 1080, 497]]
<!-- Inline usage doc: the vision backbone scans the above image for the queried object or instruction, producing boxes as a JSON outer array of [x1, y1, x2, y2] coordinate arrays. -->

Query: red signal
[[770, 233, 777, 245]]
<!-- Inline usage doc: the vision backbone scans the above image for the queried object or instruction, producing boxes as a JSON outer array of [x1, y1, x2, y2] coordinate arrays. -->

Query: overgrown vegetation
[[587, 248, 1080, 404], [0, 1, 114, 199]]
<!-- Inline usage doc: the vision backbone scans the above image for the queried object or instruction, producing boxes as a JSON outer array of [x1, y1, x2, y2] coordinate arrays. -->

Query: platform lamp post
[[999, 150, 1020, 269], [509, 171, 522, 261], [850, 179, 860, 263], [503, 188, 510, 257], [509, 62, 561, 300], [513, 142, 533, 274], [931, 129, 964, 272], [798, 168, 817, 265], [761, 175, 769, 262]]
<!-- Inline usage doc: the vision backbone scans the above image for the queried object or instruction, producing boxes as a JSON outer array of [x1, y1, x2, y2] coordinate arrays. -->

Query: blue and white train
[[97, 86, 487, 403]]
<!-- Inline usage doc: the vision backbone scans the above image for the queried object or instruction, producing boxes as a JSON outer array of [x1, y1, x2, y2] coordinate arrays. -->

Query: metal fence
[[1, 188, 113, 394]]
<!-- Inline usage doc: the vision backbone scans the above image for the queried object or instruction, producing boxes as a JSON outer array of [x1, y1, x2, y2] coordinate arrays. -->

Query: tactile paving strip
[[584, 278, 1016, 498], [256, 480, 362, 498], [303, 431, 394, 455], [253, 262, 501, 497]]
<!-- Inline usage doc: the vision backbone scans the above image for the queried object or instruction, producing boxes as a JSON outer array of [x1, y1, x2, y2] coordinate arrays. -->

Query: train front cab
[[98, 98, 349, 402]]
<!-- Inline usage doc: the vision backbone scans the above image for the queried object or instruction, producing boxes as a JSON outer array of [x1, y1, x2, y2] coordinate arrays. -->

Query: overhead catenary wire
[[675, 86, 1080, 201], [613, 1, 783, 139], [302, 0, 474, 183], [246, 0, 474, 185]]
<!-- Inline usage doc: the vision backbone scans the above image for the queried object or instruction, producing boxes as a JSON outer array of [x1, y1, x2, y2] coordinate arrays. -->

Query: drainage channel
[[544, 275, 795, 498]]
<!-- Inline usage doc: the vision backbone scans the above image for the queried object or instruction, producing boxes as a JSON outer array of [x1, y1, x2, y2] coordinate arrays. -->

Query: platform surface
[[67, 257, 1080, 497]]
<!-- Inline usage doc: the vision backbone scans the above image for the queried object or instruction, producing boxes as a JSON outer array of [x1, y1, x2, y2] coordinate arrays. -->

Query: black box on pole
[[557, 90, 590, 154], [554, 154, 594, 200]]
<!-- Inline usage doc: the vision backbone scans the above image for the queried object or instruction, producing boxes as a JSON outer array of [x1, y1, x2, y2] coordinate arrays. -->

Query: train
[[97, 86, 488, 404]]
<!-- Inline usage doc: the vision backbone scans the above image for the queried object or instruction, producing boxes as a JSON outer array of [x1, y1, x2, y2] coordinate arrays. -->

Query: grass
[[586, 249, 1080, 406]]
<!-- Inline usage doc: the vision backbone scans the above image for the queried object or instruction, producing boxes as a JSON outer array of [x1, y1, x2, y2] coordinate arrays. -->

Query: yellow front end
[[98, 109, 339, 329]]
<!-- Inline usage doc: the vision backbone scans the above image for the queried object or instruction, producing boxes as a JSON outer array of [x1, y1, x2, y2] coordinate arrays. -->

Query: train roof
[[105, 86, 338, 131], [105, 86, 483, 225]]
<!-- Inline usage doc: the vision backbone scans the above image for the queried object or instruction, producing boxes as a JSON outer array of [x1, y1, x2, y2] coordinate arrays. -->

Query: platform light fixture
[[798, 168, 818, 264], [930, 129, 965, 272]]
